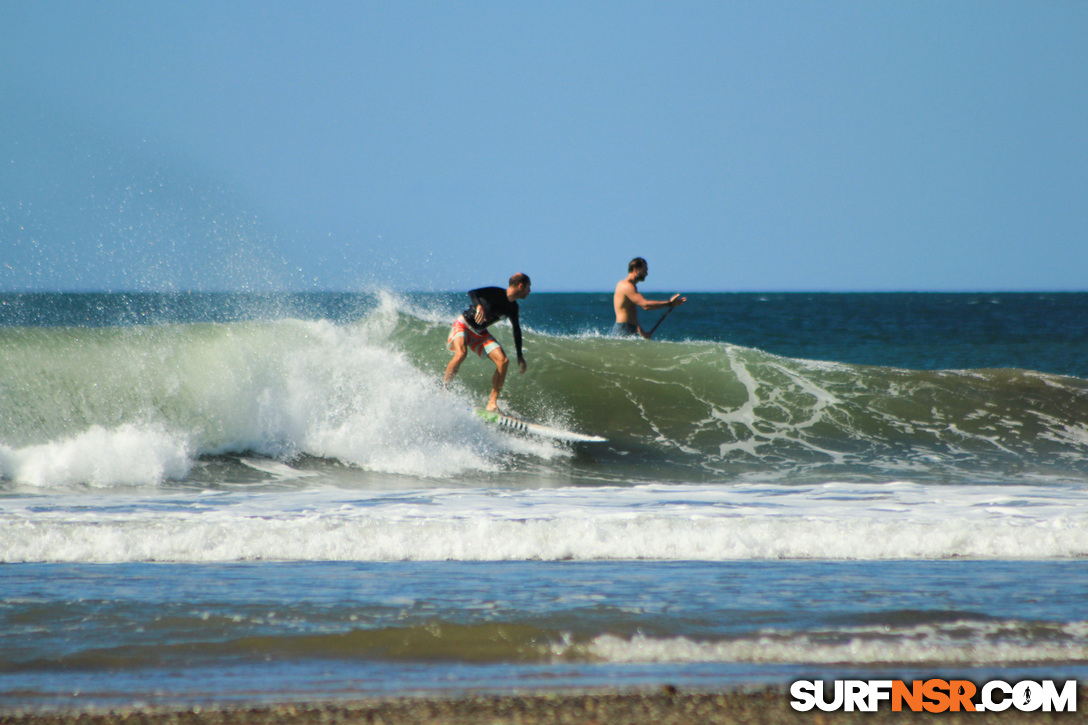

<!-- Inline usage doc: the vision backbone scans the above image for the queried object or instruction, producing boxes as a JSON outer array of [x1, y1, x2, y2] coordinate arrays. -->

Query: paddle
[[646, 306, 675, 339]]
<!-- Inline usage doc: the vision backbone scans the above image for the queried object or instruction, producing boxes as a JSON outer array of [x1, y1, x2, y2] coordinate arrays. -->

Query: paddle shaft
[[646, 305, 675, 338]]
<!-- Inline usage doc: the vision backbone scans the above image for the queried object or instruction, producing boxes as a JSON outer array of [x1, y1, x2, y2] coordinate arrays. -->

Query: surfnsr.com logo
[[790, 679, 1077, 713]]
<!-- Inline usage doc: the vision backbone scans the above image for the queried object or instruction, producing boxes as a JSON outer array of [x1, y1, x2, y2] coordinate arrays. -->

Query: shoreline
[[4, 687, 1087, 725]]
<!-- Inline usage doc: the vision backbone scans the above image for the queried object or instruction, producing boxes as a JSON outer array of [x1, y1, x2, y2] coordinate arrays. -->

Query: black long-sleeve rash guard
[[461, 287, 524, 360]]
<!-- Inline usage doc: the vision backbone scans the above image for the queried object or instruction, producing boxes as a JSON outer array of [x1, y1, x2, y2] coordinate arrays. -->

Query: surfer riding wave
[[443, 273, 531, 412]]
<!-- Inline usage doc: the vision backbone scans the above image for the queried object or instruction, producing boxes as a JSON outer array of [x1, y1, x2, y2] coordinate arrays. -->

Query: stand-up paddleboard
[[475, 408, 607, 443]]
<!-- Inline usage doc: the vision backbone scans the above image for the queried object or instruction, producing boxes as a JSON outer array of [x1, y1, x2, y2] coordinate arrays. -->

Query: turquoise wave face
[[402, 320, 1088, 484], [4, 308, 1088, 487]]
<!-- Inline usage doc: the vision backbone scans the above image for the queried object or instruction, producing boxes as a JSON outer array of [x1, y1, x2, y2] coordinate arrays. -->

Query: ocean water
[[2, 291, 1088, 709]]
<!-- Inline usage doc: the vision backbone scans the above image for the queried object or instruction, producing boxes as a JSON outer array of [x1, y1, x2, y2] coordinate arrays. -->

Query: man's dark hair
[[509, 272, 531, 288], [628, 257, 647, 273]]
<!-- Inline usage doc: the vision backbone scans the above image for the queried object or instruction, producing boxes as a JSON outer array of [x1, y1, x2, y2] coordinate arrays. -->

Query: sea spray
[[0, 423, 190, 488], [0, 313, 518, 486]]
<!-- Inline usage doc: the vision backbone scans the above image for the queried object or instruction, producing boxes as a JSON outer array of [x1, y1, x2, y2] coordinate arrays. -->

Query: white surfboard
[[475, 408, 607, 443]]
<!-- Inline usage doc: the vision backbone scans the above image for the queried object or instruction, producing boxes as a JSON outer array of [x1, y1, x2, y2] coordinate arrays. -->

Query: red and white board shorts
[[447, 318, 502, 358]]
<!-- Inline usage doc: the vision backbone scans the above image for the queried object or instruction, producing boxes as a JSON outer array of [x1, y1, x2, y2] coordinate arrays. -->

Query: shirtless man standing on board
[[444, 273, 532, 412], [613, 257, 686, 339]]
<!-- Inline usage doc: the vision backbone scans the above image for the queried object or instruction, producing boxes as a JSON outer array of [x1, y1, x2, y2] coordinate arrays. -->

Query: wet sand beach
[[4, 688, 1086, 725]]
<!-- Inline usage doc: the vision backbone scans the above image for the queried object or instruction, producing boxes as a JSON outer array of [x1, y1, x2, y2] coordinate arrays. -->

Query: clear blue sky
[[2, 1, 1086, 292]]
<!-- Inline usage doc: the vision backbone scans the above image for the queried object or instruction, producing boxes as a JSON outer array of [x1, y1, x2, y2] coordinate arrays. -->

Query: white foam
[[0, 424, 191, 488], [274, 320, 561, 476], [580, 619, 1088, 665], [4, 482, 1088, 563]]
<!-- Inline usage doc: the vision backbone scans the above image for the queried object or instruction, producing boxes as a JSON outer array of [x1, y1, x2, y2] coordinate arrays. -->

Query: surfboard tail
[[474, 408, 607, 443]]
